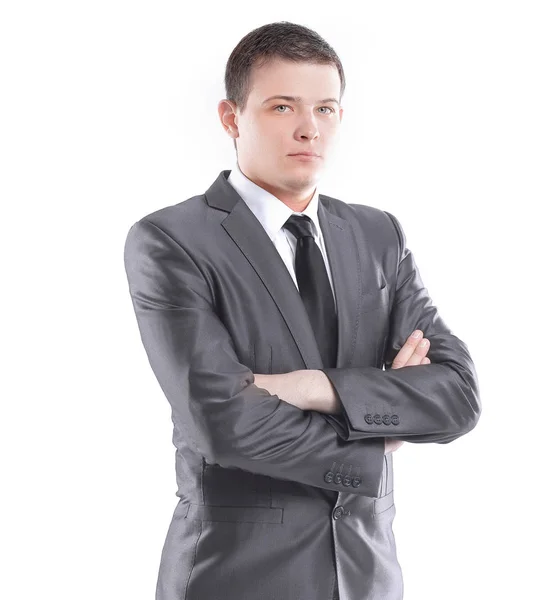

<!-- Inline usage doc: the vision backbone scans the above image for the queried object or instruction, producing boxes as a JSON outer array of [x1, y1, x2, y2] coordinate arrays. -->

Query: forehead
[[248, 58, 341, 104]]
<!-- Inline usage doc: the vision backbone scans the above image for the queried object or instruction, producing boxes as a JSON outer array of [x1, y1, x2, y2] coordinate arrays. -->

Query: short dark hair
[[224, 21, 346, 152]]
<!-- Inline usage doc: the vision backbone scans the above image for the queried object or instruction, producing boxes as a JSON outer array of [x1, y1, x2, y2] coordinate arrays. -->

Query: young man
[[124, 21, 481, 600]]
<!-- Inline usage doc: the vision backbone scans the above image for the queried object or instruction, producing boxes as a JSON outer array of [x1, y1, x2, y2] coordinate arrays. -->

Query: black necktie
[[283, 214, 338, 369]]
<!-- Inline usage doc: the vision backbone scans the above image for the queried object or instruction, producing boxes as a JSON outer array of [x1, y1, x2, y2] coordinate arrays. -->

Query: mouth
[[288, 153, 321, 161], [288, 152, 320, 157]]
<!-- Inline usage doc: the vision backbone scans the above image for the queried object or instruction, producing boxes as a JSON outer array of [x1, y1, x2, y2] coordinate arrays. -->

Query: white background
[[1, 1, 538, 598]]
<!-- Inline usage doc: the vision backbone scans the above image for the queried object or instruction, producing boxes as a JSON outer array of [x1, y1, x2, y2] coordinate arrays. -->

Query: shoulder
[[124, 193, 222, 252], [320, 193, 403, 251], [131, 194, 208, 233]]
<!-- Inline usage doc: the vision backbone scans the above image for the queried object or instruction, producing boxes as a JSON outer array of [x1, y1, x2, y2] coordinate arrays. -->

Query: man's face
[[224, 58, 343, 200]]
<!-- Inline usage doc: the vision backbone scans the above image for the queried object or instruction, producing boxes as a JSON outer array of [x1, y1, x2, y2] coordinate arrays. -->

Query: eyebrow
[[262, 95, 340, 106]]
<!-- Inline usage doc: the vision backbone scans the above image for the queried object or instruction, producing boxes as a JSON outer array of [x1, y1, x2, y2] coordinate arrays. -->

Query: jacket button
[[333, 506, 345, 520], [342, 475, 352, 486], [391, 414, 400, 425], [364, 414, 373, 424], [334, 473, 343, 484], [324, 471, 334, 483], [352, 477, 362, 488], [382, 414, 391, 425], [373, 413, 382, 424]]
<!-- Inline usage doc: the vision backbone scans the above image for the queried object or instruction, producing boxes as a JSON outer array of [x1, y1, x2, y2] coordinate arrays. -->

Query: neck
[[239, 166, 317, 213]]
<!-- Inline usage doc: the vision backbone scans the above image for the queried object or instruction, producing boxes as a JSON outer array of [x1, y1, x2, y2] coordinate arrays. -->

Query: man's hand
[[390, 329, 431, 369], [385, 329, 430, 454]]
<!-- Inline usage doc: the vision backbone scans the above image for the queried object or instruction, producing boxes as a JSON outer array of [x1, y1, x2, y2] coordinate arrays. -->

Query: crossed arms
[[123, 211, 481, 499], [253, 328, 434, 454], [253, 328, 433, 415]]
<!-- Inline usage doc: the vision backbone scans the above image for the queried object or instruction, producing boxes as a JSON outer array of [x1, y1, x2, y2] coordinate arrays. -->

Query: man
[[123, 21, 481, 600]]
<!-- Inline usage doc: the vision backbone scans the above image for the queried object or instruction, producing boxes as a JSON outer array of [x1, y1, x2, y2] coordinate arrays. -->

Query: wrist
[[313, 369, 342, 414], [298, 370, 321, 410]]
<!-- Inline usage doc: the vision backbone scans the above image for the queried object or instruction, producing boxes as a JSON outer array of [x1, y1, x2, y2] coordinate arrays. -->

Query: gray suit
[[123, 169, 481, 600]]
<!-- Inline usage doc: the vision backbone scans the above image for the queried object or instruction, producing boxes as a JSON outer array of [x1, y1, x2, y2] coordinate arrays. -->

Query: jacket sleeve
[[123, 218, 386, 497], [320, 210, 481, 444]]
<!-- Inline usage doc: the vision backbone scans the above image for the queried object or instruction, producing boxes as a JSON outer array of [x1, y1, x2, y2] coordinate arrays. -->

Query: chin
[[287, 172, 320, 190]]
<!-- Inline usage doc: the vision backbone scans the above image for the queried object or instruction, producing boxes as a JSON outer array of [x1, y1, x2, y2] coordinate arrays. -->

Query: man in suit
[[123, 21, 481, 600]]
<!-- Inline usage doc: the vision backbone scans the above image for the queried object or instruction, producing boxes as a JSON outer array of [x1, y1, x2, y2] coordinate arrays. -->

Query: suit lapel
[[205, 170, 363, 370], [317, 199, 363, 369]]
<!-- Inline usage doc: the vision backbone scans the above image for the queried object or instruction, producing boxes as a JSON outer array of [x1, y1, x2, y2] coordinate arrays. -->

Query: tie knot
[[283, 214, 314, 240]]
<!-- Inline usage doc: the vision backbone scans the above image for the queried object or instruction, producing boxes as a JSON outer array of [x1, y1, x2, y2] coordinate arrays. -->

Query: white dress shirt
[[226, 161, 337, 308]]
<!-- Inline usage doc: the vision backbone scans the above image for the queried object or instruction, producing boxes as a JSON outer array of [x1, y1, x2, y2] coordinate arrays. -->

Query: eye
[[273, 105, 335, 114]]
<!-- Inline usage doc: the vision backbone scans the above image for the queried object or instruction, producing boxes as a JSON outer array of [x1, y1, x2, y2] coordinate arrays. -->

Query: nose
[[295, 111, 320, 142]]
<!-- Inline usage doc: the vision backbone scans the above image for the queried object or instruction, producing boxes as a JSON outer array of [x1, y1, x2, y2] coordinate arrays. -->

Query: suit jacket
[[123, 169, 481, 600]]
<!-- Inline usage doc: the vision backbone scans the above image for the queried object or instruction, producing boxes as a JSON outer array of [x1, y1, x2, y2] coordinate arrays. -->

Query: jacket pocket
[[184, 503, 283, 524], [359, 282, 390, 314]]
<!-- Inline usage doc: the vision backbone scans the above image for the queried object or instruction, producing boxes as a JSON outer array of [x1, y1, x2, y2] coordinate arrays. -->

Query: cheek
[[253, 126, 283, 151], [322, 119, 340, 134], [250, 121, 271, 143]]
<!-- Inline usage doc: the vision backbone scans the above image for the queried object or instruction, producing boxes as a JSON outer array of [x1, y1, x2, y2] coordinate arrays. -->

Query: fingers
[[385, 438, 405, 454], [406, 335, 430, 366], [391, 329, 430, 369], [394, 440, 404, 451], [391, 329, 424, 368]]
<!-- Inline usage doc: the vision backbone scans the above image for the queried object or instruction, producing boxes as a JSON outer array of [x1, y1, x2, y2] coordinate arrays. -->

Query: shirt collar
[[226, 161, 322, 243]]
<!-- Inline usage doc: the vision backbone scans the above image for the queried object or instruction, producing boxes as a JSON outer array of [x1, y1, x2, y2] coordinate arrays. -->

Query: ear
[[217, 99, 239, 139]]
